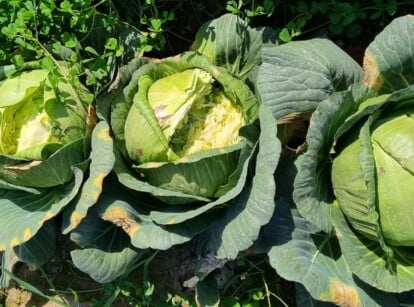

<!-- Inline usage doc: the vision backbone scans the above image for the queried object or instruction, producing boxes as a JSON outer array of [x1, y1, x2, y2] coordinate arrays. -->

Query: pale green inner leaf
[[0, 70, 48, 107], [0, 70, 90, 160], [371, 108, 414, 246], [128, 68, 246, 164], [0, 88, 56, 159], [170, 89, 245, 157]]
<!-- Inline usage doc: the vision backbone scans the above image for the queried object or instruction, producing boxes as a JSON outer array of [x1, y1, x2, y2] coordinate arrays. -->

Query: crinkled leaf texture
[[263, 198, 398, 306], [257, 38, 363, 121], [191, 13, 278, 79], [70, 195, 145, 284], [198, 103, 280, 260], [363, 15, 414, 93], [1, 221, 55, 287], [0, 167, 84, 286], [294, 85, 375, 233]]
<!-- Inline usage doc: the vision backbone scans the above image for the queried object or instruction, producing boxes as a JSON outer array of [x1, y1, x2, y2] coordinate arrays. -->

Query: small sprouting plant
[[278, 0, 402, 42], [225, 0, 407, 42], [0, 0, 126, 94], [225, 0, 275, 23]]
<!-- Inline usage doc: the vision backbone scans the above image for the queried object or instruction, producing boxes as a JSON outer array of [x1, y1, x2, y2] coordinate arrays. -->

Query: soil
[[0, 240, 202, 306]]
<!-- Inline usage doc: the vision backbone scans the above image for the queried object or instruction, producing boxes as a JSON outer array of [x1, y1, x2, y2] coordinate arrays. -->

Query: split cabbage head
[[110, 52, 259, 203], [0, 70, 86, 159], [0, 64, 93, 188], [75, 14, 279, 286], [0, 62, 97, 287], [98, 48, 279, 259]]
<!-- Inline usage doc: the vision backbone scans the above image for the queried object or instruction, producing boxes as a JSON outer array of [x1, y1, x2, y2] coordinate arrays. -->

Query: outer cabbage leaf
[[363, 15, 414, 93], [257, 38, 363, 121], [62, 120, 115, 233], [0, 221, 56, 287], [71, 247, 140, 284], [198, 104, 280, 259], [191, 13, 278, 79], [0, 166, 84, 251], [74, 178, 213, 250], [263, 198, 398, 306], [331, 203, 414, 293], [294, 85, 375, 233], [70, 202, 145, 283], [0, 139, 85, 188]]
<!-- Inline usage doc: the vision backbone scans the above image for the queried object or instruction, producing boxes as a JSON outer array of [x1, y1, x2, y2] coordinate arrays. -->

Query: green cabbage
[[113, 52, 258, 201], [333, 103, 414, 246], [125, 68, 245, 163], [0, 68, 90, 160]]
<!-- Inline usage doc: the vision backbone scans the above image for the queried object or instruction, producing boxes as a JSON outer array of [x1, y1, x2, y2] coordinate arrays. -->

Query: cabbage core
[[170, 90, 245, 157], [146, 68, 245, 160]]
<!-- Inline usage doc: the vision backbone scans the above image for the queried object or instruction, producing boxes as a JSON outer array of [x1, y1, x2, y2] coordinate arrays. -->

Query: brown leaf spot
[[137, 148, 144, 157], [10, 237, 20, 248], [153, 104, 170, 127], [101, 206, 140, 236], [331, 280, 360, 307], [145, 162, 163, 168], [70, 211, 85, 228], [23, 228, 32, 241], [93, 172, 106, 189], [87, 105, 99, 133], [5, 160, 42, 171], [362, 51, 383, 91], [38, 211, 55, 225], [98, 127, 112, 141]]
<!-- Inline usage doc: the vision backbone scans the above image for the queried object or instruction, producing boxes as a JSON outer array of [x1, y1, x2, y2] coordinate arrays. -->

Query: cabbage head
[[116, 53, 258, 200], [0, 61, 109, 287], [96, 14, 280, 262], [293, 14, 414, 295], [0, 69, 89, 162], [332, 96, 414, 247], [0, 64, 93, 188]]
